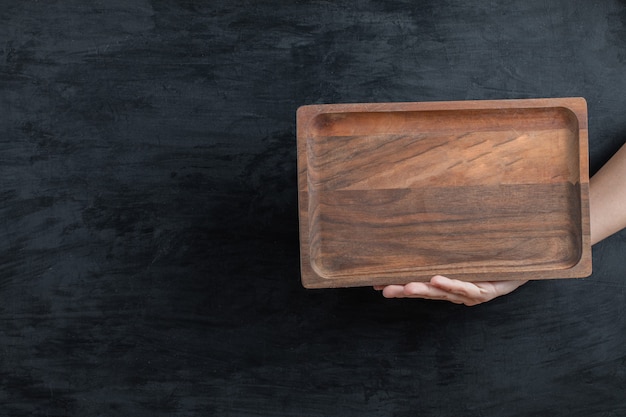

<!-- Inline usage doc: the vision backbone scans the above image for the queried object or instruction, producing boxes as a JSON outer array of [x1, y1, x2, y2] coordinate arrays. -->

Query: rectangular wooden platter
[[297, 98, 591, 288]]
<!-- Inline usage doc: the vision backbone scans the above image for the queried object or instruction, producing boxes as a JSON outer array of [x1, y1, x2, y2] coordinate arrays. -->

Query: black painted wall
[[2, 1, 626, 416]]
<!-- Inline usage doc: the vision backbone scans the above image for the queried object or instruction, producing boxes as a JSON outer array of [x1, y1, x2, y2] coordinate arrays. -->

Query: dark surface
[[2, 1, 626, 416]]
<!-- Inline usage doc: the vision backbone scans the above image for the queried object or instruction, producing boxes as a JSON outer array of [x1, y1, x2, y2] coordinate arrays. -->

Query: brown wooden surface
[[297, 98, 591, 288]]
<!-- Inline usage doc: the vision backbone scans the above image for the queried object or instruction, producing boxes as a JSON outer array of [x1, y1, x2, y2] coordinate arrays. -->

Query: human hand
[[374, 275, 528, 306]]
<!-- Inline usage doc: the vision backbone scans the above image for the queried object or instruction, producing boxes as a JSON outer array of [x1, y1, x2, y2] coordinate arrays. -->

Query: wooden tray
[[297, 98, 591, 288]]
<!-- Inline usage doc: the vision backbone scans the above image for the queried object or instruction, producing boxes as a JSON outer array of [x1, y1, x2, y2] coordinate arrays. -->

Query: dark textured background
[[2, 1, 626, 416]]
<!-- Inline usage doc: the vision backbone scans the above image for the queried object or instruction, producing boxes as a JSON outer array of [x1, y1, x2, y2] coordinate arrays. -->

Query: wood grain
[[298, 99, 591, 288]]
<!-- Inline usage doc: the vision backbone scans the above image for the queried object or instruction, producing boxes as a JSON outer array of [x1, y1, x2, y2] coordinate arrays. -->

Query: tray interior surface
[[298, 101, 590, 287]]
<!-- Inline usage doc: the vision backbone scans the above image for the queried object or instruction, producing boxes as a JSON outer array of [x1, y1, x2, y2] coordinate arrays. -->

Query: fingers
[[403, 281, 471, 304], [374, 276, 529, 306], [378, 282, 471, 305], [429, 275, 488, 299], [381, 284, 415, 298]]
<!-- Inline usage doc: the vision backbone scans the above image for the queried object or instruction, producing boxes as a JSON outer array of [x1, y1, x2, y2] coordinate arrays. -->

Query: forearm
[[590, 143, 626, 245]]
